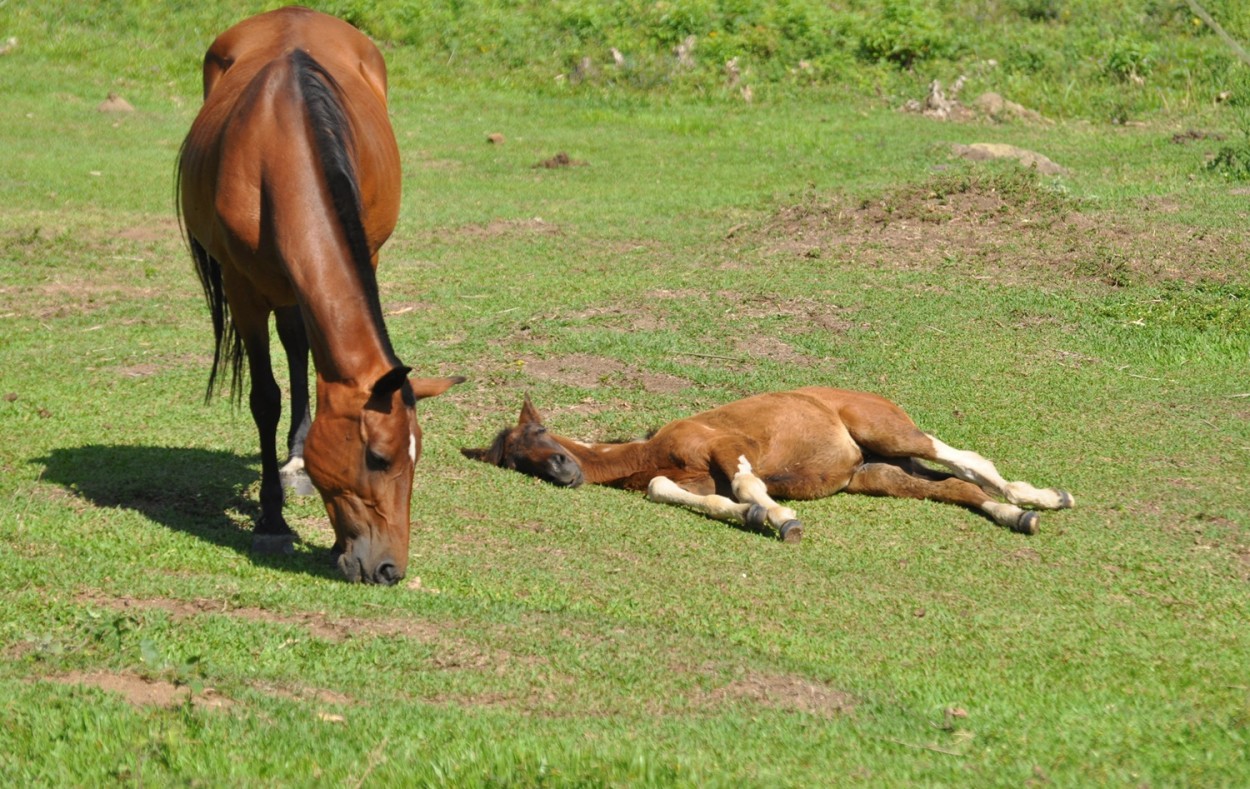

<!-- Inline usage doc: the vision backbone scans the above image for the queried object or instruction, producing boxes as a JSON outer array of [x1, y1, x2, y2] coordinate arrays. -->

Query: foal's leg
[[844, 461, 1040, 534], [843, 399, 1074, 511], [275, 305, 314, 497], [646, 477, 757, 530], [923, 437, 1074, 510], [729, 457, 803, 543]]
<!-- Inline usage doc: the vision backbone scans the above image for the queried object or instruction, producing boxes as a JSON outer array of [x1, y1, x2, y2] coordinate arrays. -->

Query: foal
[[462, 388, 1074, 541]]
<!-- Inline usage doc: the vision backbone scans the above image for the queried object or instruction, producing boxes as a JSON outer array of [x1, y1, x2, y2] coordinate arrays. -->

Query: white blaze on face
[[409, 433, 417, 464]]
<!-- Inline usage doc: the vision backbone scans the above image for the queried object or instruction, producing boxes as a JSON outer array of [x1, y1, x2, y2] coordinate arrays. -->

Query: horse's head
[[461, 395, 584, 487], [304, 369, 462, 584]]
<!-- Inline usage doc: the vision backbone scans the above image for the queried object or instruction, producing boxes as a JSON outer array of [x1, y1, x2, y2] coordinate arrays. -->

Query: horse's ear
[[372, 366, 413, 397], [410, 375, 465, 401], [519, 394, 544, 426]]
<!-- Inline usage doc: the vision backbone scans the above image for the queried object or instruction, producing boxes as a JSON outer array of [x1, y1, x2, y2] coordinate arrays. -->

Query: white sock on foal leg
[[647, 476, 752, 524], [927, 438, 1074, 510], [730, 457, 798, 527]]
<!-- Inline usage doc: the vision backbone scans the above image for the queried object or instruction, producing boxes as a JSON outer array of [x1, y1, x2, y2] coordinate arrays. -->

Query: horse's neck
[[553, 435, 655, 487]]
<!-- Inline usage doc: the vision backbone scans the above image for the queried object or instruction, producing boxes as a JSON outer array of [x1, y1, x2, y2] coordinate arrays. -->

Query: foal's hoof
[[1056, 490, 1075, 509], [745, 504, 769, 530], [779, 520, 803, 544], [252, 533, 297, 555], [1014, 511, 1040, 536]]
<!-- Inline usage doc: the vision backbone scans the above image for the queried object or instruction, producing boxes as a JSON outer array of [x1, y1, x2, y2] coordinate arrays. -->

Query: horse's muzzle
[[334, 547, 404, 585]]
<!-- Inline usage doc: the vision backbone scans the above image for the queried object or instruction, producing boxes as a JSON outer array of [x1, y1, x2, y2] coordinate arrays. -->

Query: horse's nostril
[[553, 454, 567, 465], [374, 562, 402, 586]]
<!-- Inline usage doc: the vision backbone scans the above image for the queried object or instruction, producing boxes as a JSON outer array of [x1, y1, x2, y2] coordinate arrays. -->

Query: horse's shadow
[[36, 444, 338, 581]]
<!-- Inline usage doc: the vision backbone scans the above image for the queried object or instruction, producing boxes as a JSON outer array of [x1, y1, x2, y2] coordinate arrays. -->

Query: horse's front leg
[[275, 305, 314, 497], [729, 457, 803, 543], [237, 309, 298, 553]]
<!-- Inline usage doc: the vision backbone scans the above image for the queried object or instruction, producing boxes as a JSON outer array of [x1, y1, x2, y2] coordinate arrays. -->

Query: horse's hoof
[[745, 504, 769, 530], [1014, 511, 1040, 536], [252, 533, 297, 555], [779, 520, 803, 544], [281, 466, 316, 498], [1056, 490, 1075, 509]]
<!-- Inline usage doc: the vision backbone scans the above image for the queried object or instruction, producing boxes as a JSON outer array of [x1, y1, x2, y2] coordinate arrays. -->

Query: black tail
[[189, 237, 243, 403], [175, 145, 243, 404]]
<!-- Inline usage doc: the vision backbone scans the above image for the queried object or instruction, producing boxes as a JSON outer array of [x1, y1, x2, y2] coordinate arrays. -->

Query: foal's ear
[[410, 375, 466, 401], [518, 394, 544, 426]]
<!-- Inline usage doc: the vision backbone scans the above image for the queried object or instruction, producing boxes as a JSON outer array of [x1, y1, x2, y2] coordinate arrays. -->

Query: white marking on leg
[[730, 456, 798, 530], [280, 455, 304, 474], [409, 433, 417, 464], [981, 501, 1029, 531], [929, 436, 1072, 509], [647, 476, 752, 524]]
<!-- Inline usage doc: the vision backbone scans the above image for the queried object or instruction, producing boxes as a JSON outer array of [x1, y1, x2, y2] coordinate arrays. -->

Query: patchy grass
[[2, 3, 1249, 786]]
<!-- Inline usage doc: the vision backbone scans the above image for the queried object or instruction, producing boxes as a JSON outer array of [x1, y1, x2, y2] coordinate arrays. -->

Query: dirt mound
[[759, 173, 1247, 286]]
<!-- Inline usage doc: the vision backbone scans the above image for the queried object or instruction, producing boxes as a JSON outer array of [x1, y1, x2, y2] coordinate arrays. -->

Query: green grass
[[2, 1, 1249, 786]]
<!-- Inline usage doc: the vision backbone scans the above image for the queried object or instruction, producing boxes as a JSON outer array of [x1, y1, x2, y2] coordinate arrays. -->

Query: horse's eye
[[365, 449, 390, 471]]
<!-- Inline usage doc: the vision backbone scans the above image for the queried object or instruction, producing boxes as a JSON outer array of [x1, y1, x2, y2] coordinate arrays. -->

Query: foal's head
[[304, 370, 462, 584], [461, 396, 584, 487]]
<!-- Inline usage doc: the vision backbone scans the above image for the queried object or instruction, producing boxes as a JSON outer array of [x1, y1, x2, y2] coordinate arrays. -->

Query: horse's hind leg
[[729, 457, 803, 543], [275, 305, 314, 497], [844, 462, 1040, 534]]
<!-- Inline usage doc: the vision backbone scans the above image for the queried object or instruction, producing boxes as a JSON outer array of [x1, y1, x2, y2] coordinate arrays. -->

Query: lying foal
[[461, 388, 1074, 542]]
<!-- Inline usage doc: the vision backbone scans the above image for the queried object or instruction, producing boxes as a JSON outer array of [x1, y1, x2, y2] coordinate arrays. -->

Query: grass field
[[2, 1, 1249, 785]]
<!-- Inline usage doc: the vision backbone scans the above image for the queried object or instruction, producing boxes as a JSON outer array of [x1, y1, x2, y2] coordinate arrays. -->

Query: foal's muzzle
[[545, 453, 584, 487]]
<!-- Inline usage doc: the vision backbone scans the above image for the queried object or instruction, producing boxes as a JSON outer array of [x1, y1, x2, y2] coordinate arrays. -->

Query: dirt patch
[[522, 353, 690, 393], [703, 671, 856, 717], [533, 151, 587, 169], [77, 592, 446, 644], [250, 681, 355, 706], [759, 173, 1250, 287], [50, 670, 230, 710], [447, 217, 561, 240], [730, 334, 812, 365], [116, 217, 181, 243]]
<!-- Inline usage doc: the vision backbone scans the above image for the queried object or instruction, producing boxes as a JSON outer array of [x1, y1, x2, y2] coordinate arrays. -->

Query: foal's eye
[[365, 449, 390, 471]]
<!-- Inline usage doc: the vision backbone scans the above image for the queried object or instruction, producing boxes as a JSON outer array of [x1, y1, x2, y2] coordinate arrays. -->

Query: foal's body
[[464, 388, 1073, 540]]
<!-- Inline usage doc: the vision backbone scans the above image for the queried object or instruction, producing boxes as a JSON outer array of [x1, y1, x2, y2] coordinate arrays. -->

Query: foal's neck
[[552, 435, 655, 488]]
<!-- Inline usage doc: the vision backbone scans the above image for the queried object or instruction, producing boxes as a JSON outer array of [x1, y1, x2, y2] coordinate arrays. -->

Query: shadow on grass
[[34, 444, 338, 581]]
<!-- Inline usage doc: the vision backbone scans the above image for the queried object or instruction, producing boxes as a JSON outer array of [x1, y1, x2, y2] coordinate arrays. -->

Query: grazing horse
[[462, 389, 1074, 541], [177, 7, 462, 583]]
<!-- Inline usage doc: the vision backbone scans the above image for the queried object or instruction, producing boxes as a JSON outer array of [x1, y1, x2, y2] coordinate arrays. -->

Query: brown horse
[[462, 388, 1074, 540], [177, 7, 461, 583]]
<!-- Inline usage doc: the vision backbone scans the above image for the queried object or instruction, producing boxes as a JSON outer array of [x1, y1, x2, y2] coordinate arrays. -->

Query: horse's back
[[202, 7, 388, 103], [179, 7, 399, 268]]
